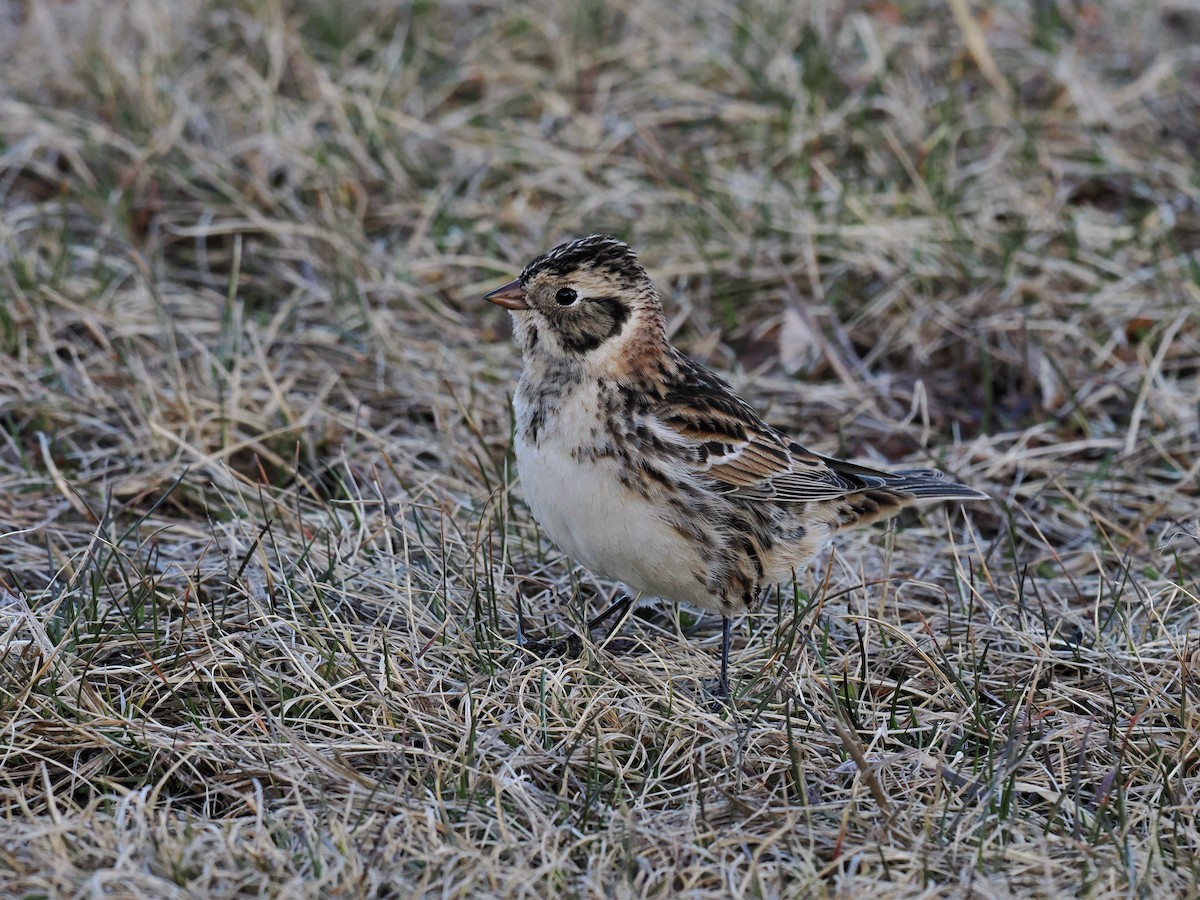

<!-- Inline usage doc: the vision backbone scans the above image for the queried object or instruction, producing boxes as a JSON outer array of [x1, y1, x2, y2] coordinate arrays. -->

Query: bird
[[486, 234, 987, 702]]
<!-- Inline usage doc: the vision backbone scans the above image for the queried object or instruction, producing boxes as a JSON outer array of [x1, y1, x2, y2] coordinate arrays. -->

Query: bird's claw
[[521, 633, 584, 658]]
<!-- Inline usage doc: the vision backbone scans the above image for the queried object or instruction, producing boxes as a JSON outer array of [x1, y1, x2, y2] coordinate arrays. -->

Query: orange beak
[[484, 279, 529, 310]]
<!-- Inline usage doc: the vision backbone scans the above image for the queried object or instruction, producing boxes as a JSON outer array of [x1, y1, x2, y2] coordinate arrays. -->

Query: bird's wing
[[646, 359, 894, 502], [646, 355, 987, 503]]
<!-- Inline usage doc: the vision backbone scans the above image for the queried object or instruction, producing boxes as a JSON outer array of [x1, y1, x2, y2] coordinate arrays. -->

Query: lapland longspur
[[487, 234, 987, 701]]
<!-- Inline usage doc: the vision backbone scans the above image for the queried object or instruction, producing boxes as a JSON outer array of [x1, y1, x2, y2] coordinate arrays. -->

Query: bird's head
[[485, 234, 666, 369]]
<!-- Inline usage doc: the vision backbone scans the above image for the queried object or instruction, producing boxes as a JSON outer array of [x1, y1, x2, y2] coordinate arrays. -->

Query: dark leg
[[587, 594, 632, 636], [514, 582, 527, 647], [717, 615, 733, 704], [523, 594, 632, 659]]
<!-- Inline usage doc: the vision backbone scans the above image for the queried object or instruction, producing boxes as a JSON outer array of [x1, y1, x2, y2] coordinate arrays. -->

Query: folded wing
[[648, 357, 987, 503]]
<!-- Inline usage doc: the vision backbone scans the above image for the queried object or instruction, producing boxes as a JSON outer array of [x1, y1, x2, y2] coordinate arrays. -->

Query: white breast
[[512, 385, 711, 607]]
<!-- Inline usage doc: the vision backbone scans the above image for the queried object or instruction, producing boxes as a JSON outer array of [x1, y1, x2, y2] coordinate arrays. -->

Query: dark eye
[[555, 287, 578, 306]]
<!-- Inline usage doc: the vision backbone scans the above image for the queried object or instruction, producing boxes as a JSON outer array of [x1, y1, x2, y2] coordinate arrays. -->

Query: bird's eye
[[555, 287, 578, 306]]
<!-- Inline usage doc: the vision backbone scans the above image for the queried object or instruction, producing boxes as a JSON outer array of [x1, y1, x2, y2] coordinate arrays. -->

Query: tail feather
[[882, 469, 990, 501], [824, 457, 990, 502], [830, 466, 988, 531]]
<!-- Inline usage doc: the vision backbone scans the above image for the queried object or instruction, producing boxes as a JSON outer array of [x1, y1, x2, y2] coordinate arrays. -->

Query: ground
[[1, 0, 1198, 896]]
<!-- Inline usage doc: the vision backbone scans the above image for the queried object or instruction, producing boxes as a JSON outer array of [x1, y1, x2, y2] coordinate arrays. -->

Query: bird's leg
[[587, 594, 632, 638], [523, 593, 631, 659], [514, 581, 527, 648], [717, 615, 733, 704]]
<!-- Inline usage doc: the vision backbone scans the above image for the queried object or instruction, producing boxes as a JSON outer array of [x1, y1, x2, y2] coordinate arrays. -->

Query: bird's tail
[[879, 468, 990, 501], [827, 464, 988, 531]]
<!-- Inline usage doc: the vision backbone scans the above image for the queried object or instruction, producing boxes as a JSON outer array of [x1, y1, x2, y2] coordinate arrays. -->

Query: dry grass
[[1, 0, 1198, 896]]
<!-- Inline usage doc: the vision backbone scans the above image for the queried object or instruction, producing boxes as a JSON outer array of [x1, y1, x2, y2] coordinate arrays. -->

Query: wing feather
[[646, 355, 986, 503]]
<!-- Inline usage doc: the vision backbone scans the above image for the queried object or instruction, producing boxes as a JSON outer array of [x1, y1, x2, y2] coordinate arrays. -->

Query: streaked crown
[[520, 234, 648, 289]]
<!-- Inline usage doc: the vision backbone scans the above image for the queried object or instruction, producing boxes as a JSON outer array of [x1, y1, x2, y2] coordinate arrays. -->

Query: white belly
[[513, 393, 708, 606]]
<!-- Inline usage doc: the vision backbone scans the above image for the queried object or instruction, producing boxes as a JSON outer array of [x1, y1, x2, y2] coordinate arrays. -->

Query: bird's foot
[[521, 632, 584, 658], [705, 674, 734, 712]]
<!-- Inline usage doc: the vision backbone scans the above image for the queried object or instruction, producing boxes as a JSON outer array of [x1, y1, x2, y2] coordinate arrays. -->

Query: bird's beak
[[484, 279, 529, 310]]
